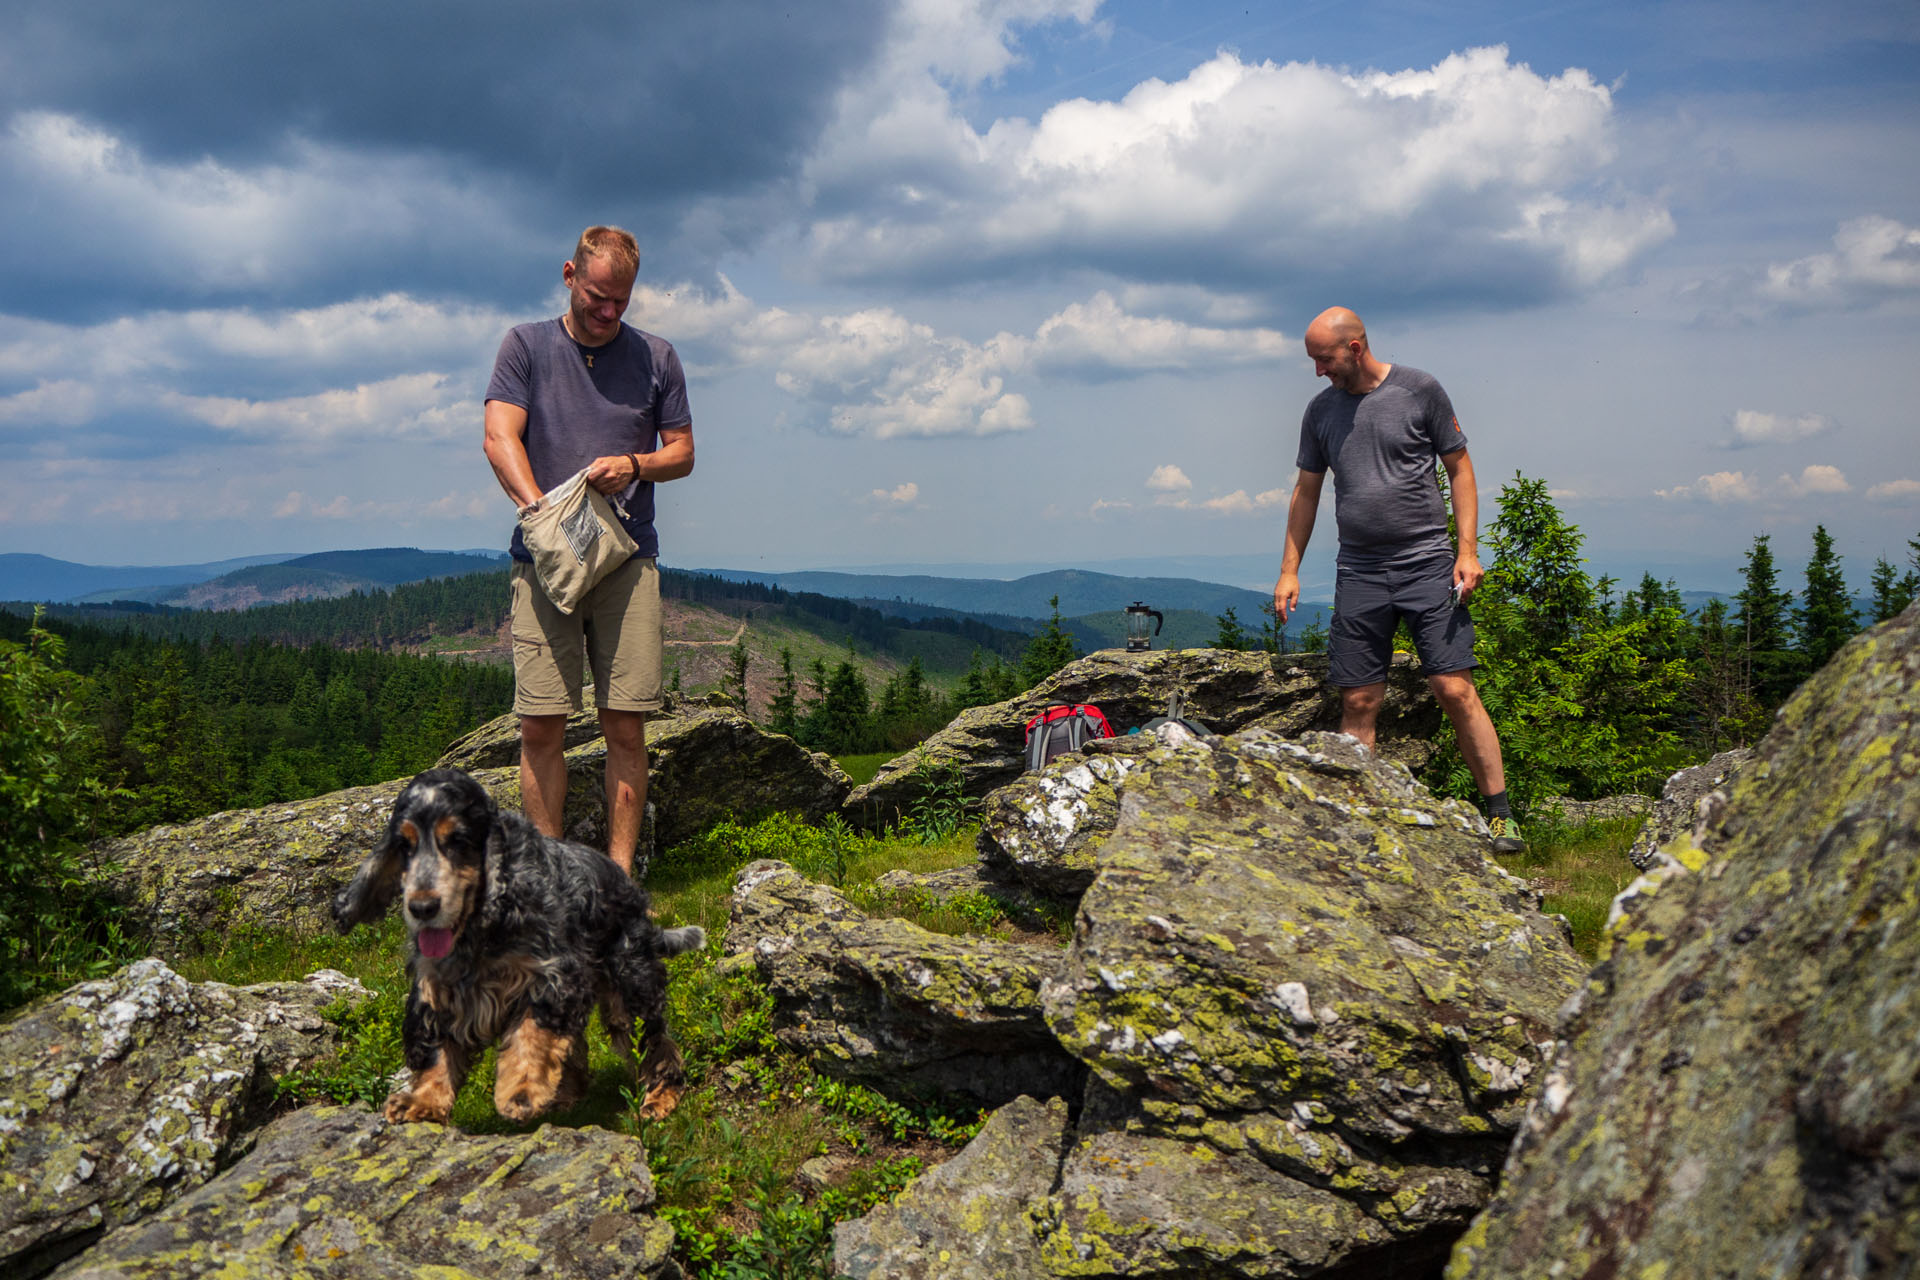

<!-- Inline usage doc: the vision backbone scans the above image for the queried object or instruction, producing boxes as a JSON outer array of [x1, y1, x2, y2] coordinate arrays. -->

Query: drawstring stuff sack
[[517, 468, 639, 615]]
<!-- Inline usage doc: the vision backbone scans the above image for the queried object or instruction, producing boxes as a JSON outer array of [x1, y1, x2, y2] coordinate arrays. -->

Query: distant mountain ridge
[[3, 548, 506, 608], [691, 566, 1273, 621]]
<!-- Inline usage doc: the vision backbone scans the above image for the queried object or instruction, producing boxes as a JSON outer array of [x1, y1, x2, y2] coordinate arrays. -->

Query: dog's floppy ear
[[332, 811, 411, 932]]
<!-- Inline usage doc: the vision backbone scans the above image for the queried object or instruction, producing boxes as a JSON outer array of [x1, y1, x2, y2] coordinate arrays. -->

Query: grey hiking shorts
[[1328, 549, 1478, 688]]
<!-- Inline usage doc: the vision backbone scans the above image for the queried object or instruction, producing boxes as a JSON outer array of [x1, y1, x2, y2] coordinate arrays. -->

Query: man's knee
[[1426, 670, 1480, 712], [520, 714, 568, 755], [1341, 684, 1385, 716], [599, 708, 647, 755]]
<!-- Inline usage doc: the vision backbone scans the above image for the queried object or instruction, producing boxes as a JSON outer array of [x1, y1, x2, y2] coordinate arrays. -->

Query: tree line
[[0, 609, 515, 836], [736, 597, 1082, 755]]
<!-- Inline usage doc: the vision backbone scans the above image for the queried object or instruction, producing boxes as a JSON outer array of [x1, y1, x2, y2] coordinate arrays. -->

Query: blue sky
[[1, 0, 1916, 594]]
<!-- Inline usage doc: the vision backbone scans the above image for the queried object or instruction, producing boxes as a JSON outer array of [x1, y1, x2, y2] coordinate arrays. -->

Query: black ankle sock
[[1483, 790, 1512, 819]]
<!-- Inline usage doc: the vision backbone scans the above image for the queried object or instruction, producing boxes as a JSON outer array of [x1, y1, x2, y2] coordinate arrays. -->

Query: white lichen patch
[[1271, 983, 1317, 1026]]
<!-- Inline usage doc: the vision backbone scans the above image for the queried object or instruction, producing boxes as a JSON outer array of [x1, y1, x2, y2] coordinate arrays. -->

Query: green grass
[[834, 752, 897, 787], [172, 812, 995, 1279], [1490, 814, 1645, 961]]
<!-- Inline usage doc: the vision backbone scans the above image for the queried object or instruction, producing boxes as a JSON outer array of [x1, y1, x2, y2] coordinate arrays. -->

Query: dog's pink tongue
[[417, 927, 454, 959]]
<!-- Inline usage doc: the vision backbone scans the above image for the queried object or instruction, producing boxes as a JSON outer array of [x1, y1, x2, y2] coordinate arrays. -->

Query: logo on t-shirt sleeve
[[1452, 416, 1461, 433]]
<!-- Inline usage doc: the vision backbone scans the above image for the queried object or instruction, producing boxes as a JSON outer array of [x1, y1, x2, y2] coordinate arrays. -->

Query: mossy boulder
[[0, 960, 369, 1279], [97, 706, 849, 948], [725, 861, 1084, 1106], [1446, 605, 1920, 1279], [1623, 746, 1752, 871], [974, 734, 1161, 899], [47, 1104, 678, 1279], [845, 649, 1440, 830], [1033, 729, 1586, 1275], [832, 1094, 1071, 1279]]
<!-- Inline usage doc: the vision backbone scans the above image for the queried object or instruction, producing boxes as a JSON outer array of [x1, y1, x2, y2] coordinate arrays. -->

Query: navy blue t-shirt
[[486, 318, 693, 562]]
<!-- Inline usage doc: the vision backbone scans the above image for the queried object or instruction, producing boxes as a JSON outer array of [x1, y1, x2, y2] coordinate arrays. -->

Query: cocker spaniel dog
[[332, 767, 706, 1125]]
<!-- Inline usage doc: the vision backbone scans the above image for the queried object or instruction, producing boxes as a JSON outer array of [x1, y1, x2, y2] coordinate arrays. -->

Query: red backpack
[[1023, 702, 1113, 772]]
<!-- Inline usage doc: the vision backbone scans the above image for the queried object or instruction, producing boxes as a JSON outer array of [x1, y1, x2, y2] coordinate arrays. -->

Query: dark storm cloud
[[0, 0, 889, 318]]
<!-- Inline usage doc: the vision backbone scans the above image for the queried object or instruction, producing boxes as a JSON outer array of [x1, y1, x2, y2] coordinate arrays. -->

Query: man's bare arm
[[1272, 469, 1325, 622], [482, 400, 541, 509], [1440, 447, 1483, 598]]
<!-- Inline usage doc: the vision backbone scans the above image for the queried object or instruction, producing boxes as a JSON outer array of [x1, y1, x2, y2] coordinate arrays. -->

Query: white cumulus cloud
[[802, 44, 1673, 301], [1761, 215, 1920, 307], [1727, 409, 1835, 449], [1656, 465, 1851, 503], [870, 482, 921, 505], [1867, 478, 1920, 501], [1146, 464, 1193, 493]]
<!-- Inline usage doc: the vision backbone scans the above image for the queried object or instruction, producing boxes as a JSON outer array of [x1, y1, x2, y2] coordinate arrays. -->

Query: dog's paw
[[496, 1085, 556, 1123], [382, 1090, 451, 1124], [638, 1081, 684, 1120]]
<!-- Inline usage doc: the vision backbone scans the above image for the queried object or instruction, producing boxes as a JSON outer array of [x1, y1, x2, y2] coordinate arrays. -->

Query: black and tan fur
[[332, 767, 705, 1125]]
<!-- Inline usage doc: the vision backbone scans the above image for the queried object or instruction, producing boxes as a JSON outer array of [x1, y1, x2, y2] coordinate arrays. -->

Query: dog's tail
[[659, 925, 707, 956]]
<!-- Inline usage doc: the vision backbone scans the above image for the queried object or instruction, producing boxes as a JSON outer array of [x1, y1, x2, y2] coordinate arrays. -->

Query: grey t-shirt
[[486, 318, 693, 562], [1296, 365, 1465, 568]]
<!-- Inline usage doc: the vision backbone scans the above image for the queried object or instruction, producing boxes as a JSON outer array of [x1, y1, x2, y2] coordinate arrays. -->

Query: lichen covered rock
[[846, 649, 1440, 829], [726, 861, 1083, 1106], [832, 1094, 1070, 1278], [1623, 746, 1752, 871], [1037, 729, 1586, 1275], [0, 960, 368, 1279], [1447, 605, 1920, 1279], [975, 737, 1156, 899], [48, 1105, 677, 1279]]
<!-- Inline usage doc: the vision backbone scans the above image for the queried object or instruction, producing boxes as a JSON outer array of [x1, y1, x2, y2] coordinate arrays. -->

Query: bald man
[[1273, 307, 1524, 853]]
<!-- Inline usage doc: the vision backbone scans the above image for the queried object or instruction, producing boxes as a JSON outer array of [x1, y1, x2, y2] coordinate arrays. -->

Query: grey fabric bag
[[517, 469, 639, 615]]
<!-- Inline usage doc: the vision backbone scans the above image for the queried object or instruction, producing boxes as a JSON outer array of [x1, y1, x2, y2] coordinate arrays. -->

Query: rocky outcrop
[[0, 960, 369, 1279], [1532, 792, 1654, 828], [97, 706, 850, 949], [845, 649, 1441, 829], [1029, 729, 1587, 1276], [50, 1105, 678, 1279], [974, 733, 1160, 899], [833, 1095, 1071, 1279], [725, 861, 1084, 1106], [1622, 746, 1752, 871], [1446, 606, 1920, 1278]]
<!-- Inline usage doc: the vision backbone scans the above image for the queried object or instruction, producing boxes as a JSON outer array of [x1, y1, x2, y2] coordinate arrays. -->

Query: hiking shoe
[[1488, 814, 1527, 854]]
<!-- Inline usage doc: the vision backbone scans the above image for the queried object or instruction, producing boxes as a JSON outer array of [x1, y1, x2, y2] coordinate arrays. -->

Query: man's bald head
[[1303, 306, 1387, 394], [1305, 306, 1368, 351]]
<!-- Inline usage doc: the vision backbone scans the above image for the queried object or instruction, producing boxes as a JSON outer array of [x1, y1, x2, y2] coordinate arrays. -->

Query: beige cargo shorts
[[510, 556, 663, 715]]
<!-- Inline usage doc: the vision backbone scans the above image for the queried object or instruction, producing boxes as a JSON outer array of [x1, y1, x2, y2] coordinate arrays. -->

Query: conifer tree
[[1211, 606, 1249, 651], [726, 639, 751, 713], [1019, 595, 1078, 688], [767, 647, 799, 737], [1733, 533, 1801, 707], [1795, 523, 1856, 673]]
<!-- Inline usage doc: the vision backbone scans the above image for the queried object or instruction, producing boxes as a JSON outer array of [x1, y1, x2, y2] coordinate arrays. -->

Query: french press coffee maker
[[1125, 602, 1164, 651]]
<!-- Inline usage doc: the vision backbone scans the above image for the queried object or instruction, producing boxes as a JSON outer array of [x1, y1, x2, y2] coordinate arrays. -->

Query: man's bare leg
[[1427, 670, 1506, 796], [1339, 683, 1386, 748], [519, 714, 570, 838], [600, 708, 648, 875]]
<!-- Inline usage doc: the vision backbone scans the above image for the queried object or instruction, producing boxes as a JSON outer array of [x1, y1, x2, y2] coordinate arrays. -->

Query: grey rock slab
[[0, 960, 368, 1279], [726, 861, 1083, 1106], [846, 649, 1440, 829], [833, 1094, 1070, 1279], [1448, 604, 1920, 1278], [1623, 746, 1753, 871], [48, 1104, 678, 1279]]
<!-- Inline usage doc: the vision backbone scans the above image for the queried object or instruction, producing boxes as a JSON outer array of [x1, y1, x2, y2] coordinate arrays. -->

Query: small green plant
[[901, 753, 967, 845], [276, 987, 408, 1109]]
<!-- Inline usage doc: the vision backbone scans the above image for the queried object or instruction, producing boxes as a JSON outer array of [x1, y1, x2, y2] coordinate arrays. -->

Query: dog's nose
[[407, 895, 440, 922]]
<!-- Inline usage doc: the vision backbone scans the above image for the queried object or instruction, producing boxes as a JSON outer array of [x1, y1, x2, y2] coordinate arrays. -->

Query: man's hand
[[586, 453, 638, 494], [1273, 572, 1301, 623], [1453, 550, 1484, 601]]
